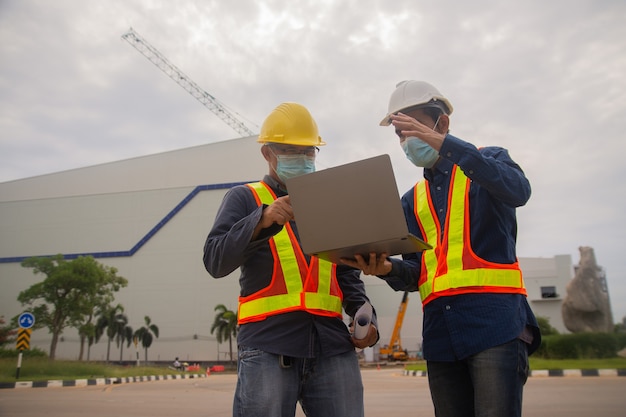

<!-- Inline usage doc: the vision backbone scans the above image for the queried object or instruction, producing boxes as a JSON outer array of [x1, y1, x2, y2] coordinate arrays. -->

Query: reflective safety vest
[[414, 166, 527, 306], [237, 182, 344, 324]]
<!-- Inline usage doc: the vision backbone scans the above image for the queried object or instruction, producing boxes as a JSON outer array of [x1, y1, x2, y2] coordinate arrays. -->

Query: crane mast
[[121, 28, 255, 137]]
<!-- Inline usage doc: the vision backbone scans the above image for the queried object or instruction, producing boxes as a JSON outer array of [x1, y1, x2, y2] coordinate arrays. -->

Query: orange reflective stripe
[[415, 167, 526, 305]]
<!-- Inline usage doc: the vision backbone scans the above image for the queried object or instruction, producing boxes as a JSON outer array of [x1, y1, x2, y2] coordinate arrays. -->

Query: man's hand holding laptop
[[341, 252, 392, 276]]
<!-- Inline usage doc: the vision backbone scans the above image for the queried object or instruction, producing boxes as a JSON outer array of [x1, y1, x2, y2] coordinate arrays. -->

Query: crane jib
[[121, 28, 256, 137]]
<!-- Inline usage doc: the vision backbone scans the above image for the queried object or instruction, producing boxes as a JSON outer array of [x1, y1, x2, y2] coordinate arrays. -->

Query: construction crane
[[121, 28, 256, 137], [379, 291, 409, 361]]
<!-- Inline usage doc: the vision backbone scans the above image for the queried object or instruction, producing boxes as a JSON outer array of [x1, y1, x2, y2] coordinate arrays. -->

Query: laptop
[[285, 154, 432, 264]]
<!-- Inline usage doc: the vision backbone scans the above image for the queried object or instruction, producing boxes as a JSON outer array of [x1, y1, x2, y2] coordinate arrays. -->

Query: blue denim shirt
[[381, 134, 541, 361], [203, 175, 376, 358]]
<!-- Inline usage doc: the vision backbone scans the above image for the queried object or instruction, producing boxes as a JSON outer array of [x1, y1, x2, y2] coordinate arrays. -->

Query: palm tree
[[116, 323, 134, 363], [95, 304, 126, 363], [79, 322, 96, 361], [91, 315, 107, 361], [210, 304, 238, 363], [77, 319, 97, 361], [134, 316, 159, 363]]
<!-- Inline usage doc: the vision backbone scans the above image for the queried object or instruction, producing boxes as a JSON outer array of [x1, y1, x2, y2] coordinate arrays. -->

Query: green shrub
[[616, 332, 626, 350], [0, 347, 48, 359], [536, 316, 559, 336], [536, 333, 621, 359]]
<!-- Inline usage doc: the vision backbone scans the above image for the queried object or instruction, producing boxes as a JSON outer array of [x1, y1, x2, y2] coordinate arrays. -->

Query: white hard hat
[[380, 80, 453, 126]]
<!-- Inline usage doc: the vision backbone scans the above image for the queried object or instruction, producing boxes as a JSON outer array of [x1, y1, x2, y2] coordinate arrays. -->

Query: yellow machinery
[[379, 291, 409, 361]]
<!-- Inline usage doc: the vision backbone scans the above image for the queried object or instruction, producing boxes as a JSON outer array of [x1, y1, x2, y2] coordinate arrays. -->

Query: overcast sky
[[1, 0, 625, 321]]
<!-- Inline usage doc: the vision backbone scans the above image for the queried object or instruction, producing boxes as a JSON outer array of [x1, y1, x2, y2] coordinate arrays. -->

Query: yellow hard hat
[[258, 102, 326, 146]]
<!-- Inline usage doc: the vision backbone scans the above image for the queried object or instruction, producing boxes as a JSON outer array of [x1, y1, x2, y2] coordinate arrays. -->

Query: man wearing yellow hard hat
[[203, 102, 378, 417], [343, 81, 541, 417]]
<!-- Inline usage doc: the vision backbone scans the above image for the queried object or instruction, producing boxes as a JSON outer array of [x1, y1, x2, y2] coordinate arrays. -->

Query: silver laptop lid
[[285, 154, 431, 263]]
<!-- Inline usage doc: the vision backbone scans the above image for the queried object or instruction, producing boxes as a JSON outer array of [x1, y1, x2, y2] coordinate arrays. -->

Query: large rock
[[561, 246, 613, 333]]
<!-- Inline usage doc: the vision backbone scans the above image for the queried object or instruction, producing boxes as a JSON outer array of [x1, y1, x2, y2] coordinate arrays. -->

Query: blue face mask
[[400, 116, 441, 168], [401, 138, 439, 168], [275, 154, 316, 183]]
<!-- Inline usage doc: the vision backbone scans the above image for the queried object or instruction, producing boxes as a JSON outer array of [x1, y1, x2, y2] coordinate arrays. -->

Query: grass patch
[[404, 357, 626, 372], [528, 357, 626, 370], [4, 357, 625, 383], [0, 358, 186, 383]]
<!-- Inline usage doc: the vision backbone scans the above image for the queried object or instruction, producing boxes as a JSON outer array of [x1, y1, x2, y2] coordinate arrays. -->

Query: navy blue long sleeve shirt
[[203, 175, 376, 358], [381, 134, 541, 361]]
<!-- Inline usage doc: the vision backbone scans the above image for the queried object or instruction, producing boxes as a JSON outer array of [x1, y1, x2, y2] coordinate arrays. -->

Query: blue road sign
[[18, 312, 35, 329]]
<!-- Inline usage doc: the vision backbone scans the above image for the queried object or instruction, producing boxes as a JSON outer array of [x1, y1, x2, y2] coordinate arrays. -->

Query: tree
[[134, 316, 159, 363], [210, 304, 238, 363], [18, 255, 128, 360], [81, 322, 97, 361], [117, 323, 134, 363], [71, 257, 127, 361], [0, 316, 17, 348], [95, 304, 127, 363]]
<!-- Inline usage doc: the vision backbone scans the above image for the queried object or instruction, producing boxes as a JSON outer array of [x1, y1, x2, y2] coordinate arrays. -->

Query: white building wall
[[0, 137, 577, 361], [520, 255, 573, 334], [1, 137, 263, 362]]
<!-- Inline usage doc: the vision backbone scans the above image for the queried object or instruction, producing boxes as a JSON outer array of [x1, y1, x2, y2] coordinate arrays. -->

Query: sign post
[[16, 312, 35, 379]]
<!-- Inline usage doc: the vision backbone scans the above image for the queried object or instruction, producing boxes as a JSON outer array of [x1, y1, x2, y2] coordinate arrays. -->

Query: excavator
[[379, 291, 410, 361]]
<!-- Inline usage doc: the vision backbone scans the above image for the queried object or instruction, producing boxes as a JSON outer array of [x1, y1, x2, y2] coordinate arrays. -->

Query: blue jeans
[[233, 347, 364, 417], [427, 338, 529, 417]]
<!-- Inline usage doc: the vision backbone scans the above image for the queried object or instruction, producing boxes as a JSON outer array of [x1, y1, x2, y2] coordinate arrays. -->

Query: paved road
[[1, 369, 625, 417]]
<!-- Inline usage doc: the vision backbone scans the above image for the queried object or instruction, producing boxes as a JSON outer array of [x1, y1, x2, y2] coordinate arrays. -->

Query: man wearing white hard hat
[[343, 81, 541, 417], [204, 102, 378, 417]]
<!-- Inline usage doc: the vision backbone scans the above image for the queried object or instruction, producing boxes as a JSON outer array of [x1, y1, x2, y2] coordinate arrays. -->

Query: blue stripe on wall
[[0, 181, 251, 264]]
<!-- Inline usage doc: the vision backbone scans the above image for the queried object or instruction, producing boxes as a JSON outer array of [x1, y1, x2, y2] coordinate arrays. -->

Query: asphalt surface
[[1, 368, 625, 417]]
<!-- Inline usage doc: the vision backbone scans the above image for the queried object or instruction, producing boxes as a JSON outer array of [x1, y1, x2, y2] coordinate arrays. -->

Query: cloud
[[1, 0, 625, 320]]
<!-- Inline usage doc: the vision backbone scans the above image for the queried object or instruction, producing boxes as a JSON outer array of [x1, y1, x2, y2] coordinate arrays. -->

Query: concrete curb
[[402, 369, 626, 377], [0, 372, 207, 389]]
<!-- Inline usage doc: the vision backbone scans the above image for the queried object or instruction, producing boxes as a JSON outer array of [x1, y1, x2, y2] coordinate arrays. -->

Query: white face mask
[[400, 116, 441, 168]]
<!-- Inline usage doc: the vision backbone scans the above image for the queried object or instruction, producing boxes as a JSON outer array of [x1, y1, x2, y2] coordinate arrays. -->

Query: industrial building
[[0, 136, 574, 362]]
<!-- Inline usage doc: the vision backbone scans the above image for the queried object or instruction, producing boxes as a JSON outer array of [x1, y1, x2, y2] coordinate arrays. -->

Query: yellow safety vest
[[237, 182, 343, 324], [415, 166, 526, 305]]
